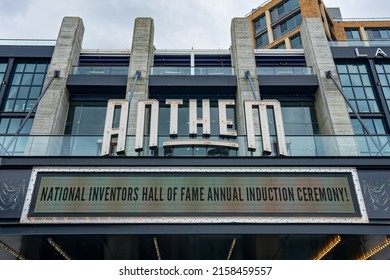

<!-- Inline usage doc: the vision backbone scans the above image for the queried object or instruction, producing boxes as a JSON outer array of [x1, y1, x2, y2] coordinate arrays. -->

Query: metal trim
[[163, 139, 239, 148]]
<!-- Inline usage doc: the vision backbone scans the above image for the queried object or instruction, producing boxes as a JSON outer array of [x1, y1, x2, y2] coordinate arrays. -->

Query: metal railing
[[329, 40, 390, 47], [257, 66, 314, 75], [0, 39, 56, 46], [332, 17, 390, 22], [150, 67, 235, 76], [71, 66, 129, 75], [1, 135, 390, 157]]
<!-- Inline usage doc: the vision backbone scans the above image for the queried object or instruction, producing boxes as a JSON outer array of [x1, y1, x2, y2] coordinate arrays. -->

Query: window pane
[[3, 100, 15, 112], [14, 100, 26, 112], [21, 74, 33, 85], [17, 87, 29, 98], [337, 65, 348, 73], [25, 64, 36, 72], [32, 74, 45, 85], [8, 87, 18, 98], [354, 87, 365, 99], [35, 63, 48, 73], [15, 64, 25, 72], [11, 74, 22, 85], [365, 87, 375, 99], [29, 87, 41, 99], [379, 74, 389, 86], [357, 101, 369, 112], [347, 64, 359, 73], [361, 75, 371, 86], [351, 75, 362, 86], [343, 87, 354, 99], [0, 119, 10, 133], [339, 75, 351, 86]]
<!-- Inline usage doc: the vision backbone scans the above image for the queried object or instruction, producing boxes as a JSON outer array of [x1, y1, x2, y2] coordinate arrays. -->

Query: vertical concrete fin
[[127, 18, 155, 137], [301, 18, 353, 135], [230, 17, 261, 134], [31, 17, 84, 135]]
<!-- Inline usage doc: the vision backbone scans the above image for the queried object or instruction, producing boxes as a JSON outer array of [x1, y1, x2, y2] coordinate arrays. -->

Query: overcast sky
[[0, 0, 389, 49]]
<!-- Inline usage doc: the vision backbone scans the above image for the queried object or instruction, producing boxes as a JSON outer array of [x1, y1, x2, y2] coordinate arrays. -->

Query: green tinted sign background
[[32, 173, 358, 216]]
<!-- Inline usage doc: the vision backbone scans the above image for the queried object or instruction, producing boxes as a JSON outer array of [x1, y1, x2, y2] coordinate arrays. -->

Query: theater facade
[[0, 16, 389, 260]]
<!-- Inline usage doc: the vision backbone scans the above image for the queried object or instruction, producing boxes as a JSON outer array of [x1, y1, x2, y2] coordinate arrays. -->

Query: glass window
[[336, 62, 380, 114], [271, 0, 300, 22], [0, 62, 7, 83], [290, 34, 302, 49], [345, 29, 361, 40], [2, 60, 49, 113], [366, 28, 390, 40], [375, 62, 390, 112], [273, 13, 302, 40], [254, 15, 267, 34], [256, 32, 269, 48]]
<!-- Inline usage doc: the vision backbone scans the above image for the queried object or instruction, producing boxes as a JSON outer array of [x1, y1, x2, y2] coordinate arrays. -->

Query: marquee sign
[[20, 167, 369, 224]]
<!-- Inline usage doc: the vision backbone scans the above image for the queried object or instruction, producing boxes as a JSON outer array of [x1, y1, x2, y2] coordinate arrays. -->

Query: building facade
[[0, 15, 389, 260], [247, 0, 390, 49]]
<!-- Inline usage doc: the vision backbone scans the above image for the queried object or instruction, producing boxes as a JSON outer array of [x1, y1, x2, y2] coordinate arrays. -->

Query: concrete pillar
[[126, 18, 154, 155], [231, 18, 260, 135], [265, 10, 274, 44], [31, 17, 84, 135], [301, 18, 353, 135], [301, 18, 357, 156]]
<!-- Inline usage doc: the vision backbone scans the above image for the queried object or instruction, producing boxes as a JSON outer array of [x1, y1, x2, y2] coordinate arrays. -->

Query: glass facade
[[337, 62, 380, 114], [2, 61, 48, 113], [65, 102, 108, 135], [375, 62, 390, 110]]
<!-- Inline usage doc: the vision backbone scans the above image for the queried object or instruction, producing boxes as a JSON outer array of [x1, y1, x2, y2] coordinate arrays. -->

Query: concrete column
[[265, 10, 274, 44], [301, 18, 357, 156], [126, 18, 154, 155], [231, 18, 260, 135], [31, 17, 84, 135]]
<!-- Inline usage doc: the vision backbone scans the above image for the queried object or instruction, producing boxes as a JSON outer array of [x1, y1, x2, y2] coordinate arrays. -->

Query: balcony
[[150, 67, 235, 76], [71, 66, 129, 75], [1, 135, 390, 157]]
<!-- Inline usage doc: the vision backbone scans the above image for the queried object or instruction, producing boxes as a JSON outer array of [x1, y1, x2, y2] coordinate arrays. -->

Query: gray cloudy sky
[[0, 0, 389, 49]]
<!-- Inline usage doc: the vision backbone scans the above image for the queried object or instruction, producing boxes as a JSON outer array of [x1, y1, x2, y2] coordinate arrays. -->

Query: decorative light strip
[[47, 238, 71, 260], [313, 235, 342, 260], [0, 240, 26, 260], [227, 237, 237, 260], [153, 237, 161, 260], [357, 237, 390, 260]]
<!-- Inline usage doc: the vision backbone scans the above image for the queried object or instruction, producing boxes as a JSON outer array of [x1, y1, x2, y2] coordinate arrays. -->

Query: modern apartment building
[[247, 0, 390, 49], [0, 15, 389, 260]]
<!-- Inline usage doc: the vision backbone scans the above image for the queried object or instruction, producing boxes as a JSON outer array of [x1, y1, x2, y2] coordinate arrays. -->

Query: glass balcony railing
[[329, 40, 390, 47], [0, 39, 56, 46], [150, 67, 235, 76], [256, 67, 314, 75], [1, 135, 390, 157], [71, 66, 129, 75]]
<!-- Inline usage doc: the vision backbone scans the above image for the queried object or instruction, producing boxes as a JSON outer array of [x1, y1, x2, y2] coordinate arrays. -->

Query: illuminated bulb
[[313, 235, 341, 260], [357, 237, 390, 260]]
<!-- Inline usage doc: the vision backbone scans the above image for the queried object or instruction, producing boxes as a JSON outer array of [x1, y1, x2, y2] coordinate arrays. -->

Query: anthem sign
[[20, 167, 369, 224], [101, 98, 288, 156]]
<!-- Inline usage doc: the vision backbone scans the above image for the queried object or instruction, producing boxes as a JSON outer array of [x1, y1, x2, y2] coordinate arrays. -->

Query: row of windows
[[272, 33, 302, 50], [270, 0, 299, 23], [346, 28, 390, 41]]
